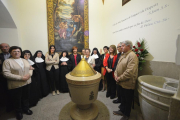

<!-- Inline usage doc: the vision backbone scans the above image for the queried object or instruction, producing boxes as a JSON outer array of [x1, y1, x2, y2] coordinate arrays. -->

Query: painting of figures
[[54, 0, 85, 52]]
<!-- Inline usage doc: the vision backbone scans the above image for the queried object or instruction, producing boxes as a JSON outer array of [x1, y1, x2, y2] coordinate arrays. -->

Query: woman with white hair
[[84, 49, 95, 68]]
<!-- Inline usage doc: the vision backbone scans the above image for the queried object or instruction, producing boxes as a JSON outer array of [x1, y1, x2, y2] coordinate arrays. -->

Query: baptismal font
[[66, 58, 101, 120]]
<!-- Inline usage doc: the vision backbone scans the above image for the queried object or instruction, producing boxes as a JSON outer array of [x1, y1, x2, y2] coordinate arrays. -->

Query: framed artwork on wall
[[122, 0, 131, 6], [46, 0, 89, 53]]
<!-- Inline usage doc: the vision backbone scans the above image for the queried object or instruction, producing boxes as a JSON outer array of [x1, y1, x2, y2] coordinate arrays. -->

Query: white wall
[[1, 0, 48, 55], [89, 0, 106, 51], [0, 28, 19, 46], [1, 0, 22, 47], [0, 0, 20, 48], [103, 0, 180, 62], [18, 0, 48, 55]]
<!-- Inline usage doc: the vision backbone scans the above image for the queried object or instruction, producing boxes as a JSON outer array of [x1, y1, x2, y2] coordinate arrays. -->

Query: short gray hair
[[121, 40, 133, 49], [119, 42, 122, 46]]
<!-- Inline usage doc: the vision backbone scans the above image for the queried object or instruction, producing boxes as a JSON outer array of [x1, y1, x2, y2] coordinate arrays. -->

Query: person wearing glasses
[[3, 46, 33, 120], [112, 42, 122, 105]]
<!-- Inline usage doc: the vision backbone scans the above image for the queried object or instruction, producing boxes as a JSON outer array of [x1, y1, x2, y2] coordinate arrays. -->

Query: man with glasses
[[113, 40, 138, 120], [112, 42, 122, 104]]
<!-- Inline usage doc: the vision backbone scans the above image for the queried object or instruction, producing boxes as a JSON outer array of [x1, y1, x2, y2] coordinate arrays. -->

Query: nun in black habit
[[34, 50, 50, 97], [22, 50, 41, 107], [59, 51, 70, 93], [91, 48, 103, 91]]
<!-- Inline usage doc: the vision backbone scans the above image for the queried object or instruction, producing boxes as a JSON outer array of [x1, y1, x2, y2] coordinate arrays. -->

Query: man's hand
[[114, 75, 117, 81], [92, 64, 95, 68], [22, 74, 30, 81], [115, 77, 120, 82]]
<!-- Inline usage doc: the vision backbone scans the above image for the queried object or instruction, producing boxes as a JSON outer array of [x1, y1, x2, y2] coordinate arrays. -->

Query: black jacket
[[0, 53, 11, 81], [69, 54, 81, 71], [0, 53, 5, 74], [94, 57, 101, 73], [113, 53, 121, 71]]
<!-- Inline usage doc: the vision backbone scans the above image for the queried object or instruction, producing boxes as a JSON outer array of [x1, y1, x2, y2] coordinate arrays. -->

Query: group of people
[[0, 40, 139, 120]]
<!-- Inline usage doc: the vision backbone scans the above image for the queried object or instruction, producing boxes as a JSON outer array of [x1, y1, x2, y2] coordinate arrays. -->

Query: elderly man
[[0, 43, 12, 112], [113, 40, 138, 120], [81, 48, 86, 58], [113, 42, 122, 104], [0, 43, 10, 71]]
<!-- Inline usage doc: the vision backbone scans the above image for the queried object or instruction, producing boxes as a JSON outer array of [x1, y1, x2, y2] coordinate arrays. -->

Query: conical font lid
[[70, 58, 96, 77]]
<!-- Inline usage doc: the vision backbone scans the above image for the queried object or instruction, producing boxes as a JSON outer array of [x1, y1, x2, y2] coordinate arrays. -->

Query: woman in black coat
[[22, 50, 41, 107], [34, 50, 50, 97], [59, 51, 70, 92], [69, 46, 81, 71], [91, 48, 102, 91]]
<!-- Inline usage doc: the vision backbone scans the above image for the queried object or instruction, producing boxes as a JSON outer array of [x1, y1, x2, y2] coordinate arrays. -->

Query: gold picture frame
[[46, 0, 89, 54], [122, 0, 131, 6]]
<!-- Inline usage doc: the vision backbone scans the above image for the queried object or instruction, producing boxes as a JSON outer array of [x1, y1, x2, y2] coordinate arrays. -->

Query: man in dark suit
[[0, 43, 10, 71], [0, 43, 12, 112], [112, 42, 122, 104]]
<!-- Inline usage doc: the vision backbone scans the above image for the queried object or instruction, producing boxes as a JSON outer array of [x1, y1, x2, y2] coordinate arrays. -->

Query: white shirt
[[35, 57, 44, 63], [91, 54, 99, 59], [81, 55, 86, 59], [60, 57, 69, 62], [84, 56, 95, 68], [27, 59, 35, 65], [14, 58, 24, 70]]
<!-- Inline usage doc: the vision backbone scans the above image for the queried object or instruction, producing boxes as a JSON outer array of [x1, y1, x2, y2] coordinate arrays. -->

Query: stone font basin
[[138, 75, 178, 120]]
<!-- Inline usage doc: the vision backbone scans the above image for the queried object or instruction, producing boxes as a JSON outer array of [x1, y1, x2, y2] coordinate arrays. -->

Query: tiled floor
[[0, 91, 143, 120]]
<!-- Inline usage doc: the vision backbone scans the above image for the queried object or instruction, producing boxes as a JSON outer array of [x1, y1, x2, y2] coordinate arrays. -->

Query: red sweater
[[103, 53, 117, 78]]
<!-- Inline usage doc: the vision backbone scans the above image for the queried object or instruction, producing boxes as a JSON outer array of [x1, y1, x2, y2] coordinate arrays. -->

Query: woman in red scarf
[[103, 45, 117, 99]]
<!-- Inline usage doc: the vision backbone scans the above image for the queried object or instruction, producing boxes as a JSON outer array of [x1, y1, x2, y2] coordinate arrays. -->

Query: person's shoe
[[113, 111, 124, 116], [110, 95, 116, 99], [52, 91, 56, 96], [113, 99, 121, 104], [120, 115, 129, 120], [16, 112, 23, 120], [23, 109, 33, 115], [101, 88, 105, 92], [56, 90, 60, 95]]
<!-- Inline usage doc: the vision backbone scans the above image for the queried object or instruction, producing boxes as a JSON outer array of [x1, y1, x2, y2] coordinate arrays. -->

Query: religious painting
[[122, 0, 131, 6], [47, 0, 89, 53]]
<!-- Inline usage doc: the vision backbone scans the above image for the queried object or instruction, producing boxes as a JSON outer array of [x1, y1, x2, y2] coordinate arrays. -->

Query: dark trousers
[[47, 66, 59, 91], [120, 86, 134, 117], [117, 84, 121, 101], [106, 72, 116, 97], [99, 79, 103, 91], [0, 75, 13, 111], [9, 85, 29, 113]]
